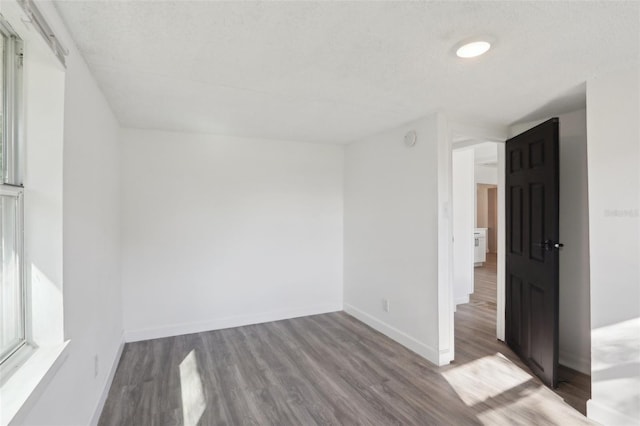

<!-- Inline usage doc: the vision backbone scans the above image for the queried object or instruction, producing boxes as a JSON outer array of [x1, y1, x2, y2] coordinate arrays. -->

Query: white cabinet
[[474, 228, 487, 266]]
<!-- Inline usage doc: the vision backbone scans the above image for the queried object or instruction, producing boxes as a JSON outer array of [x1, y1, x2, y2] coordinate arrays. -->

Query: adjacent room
[[0, 1, 638, 425]]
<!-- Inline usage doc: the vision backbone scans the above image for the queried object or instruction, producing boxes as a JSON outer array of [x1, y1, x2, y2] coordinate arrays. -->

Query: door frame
[[441, 121, 508, 363]]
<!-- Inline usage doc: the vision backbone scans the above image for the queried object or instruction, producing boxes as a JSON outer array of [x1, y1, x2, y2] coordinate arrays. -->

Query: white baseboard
[[343, 303, 438, 365], [90, 333, 125, 426], [588, 398, 639, 426], [455, 295, 470, 306], [559, 350, 590, 375], [124, 303, 342, 343], [438, 348, 454, 366]]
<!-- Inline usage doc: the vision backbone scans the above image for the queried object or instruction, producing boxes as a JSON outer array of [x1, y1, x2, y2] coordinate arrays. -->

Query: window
[[0, 18, 24, 364]]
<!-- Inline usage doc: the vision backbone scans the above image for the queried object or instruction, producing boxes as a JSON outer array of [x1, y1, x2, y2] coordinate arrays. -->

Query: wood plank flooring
[[100, 258, 591, 425], [460, 254, 591, 416]]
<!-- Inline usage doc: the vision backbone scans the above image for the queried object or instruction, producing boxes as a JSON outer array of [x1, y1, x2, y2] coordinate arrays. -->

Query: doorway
[[447, 112, 592, 414], [452, 141, 502, 319]]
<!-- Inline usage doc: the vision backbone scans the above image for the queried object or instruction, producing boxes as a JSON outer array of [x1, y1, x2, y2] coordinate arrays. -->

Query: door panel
[[529, 139, 545, 168], [505, 118, 560, 388], [529, 282, 545, 370], [529, 183, 545, 262], [510, 186, 523, 255], [508, 274, 523, 349]]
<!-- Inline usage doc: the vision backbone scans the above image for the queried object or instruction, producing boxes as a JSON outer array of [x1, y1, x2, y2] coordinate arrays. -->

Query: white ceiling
[[53, 1, 639, 144]]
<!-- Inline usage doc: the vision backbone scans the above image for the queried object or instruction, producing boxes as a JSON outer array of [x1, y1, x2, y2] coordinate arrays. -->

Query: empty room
[[0, 1, 638, 425]]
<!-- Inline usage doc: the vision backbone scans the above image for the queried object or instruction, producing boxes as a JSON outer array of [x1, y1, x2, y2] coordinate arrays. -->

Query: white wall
[[510, 109, 591, 375], [475, 165, 498, 185], [473, 146, 498, 246], [9, 2, 124, 424], [21, 15, 66, 349], [586, 67, 639, 425], [473, 142, 498, 185], [343, 115, 443, 363], [120, 129, 343, 341], [452, 149, 475, 305], [0, 4, 66, 423], [556, 109, 591, 374]]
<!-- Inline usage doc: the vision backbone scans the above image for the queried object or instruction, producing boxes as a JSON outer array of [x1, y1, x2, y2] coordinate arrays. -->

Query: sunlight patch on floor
[[591, 317, 640, 419], [476, 386, 550, 424], [442, 352, 532, 406], [179, 349, 206, 426], [442, 353, 590, 424]]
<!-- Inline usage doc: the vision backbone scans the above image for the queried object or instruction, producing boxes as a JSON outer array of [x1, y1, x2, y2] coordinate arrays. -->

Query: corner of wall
[[344, 304, 439, 364], [342, 113, 444, 367], [436, 112, 455, 366], [9, 2, 127, 424], [89, 332, 125, 426]]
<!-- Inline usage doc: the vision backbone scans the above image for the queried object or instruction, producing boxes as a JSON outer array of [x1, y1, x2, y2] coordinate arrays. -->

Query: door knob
[[535, 240, 564, 251]]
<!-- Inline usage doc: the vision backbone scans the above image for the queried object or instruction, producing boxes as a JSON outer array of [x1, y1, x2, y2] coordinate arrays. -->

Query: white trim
[[451, 121, 509, 143], [587, 398, 638, 426], [17, 0, 68, 66], [90, 334, 125, 426], [438, 348, 454, 366], [1, 341, 69, 425], [344, 303, 439, 365], [436, 112, 455, 367], [559, 350, 590, 375], [496, 142, 506, 341], [124, 304, 342, 343], [444, 126, 507, 364], [0, 184, 23, 196], [0, 186, 26, 364], [0, 17, 23, 186], [0, 343, 32, 387], [454, 295, 470, 306]]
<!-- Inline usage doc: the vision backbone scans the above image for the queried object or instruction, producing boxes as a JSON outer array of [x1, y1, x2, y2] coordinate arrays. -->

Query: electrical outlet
[[382, 299, 390, 313], [94, 355, 99, 378]]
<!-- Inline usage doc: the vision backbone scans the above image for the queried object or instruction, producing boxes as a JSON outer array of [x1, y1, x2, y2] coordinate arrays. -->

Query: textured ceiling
[[53, 1, 639, 144]]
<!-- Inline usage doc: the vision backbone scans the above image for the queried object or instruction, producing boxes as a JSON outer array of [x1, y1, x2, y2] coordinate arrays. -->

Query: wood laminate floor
[[457, 254, 591, 417], [100, 256, 591, 425]]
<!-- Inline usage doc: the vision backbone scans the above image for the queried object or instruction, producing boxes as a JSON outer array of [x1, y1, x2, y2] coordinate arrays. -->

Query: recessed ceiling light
[[456, 41, 491, 58]]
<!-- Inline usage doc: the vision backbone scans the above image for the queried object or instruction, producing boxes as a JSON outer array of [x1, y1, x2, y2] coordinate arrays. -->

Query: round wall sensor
[[404, 130, 417, 147]]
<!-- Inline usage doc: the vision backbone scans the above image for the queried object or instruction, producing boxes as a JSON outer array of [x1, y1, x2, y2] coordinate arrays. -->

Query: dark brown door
[[505, 118, 561, 388]]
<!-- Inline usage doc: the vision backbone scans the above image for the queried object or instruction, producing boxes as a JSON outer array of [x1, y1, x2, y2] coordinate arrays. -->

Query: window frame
[[0, 185, 25, 364], [0, 16, 25, 366], [1, 18, 23, 185]]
